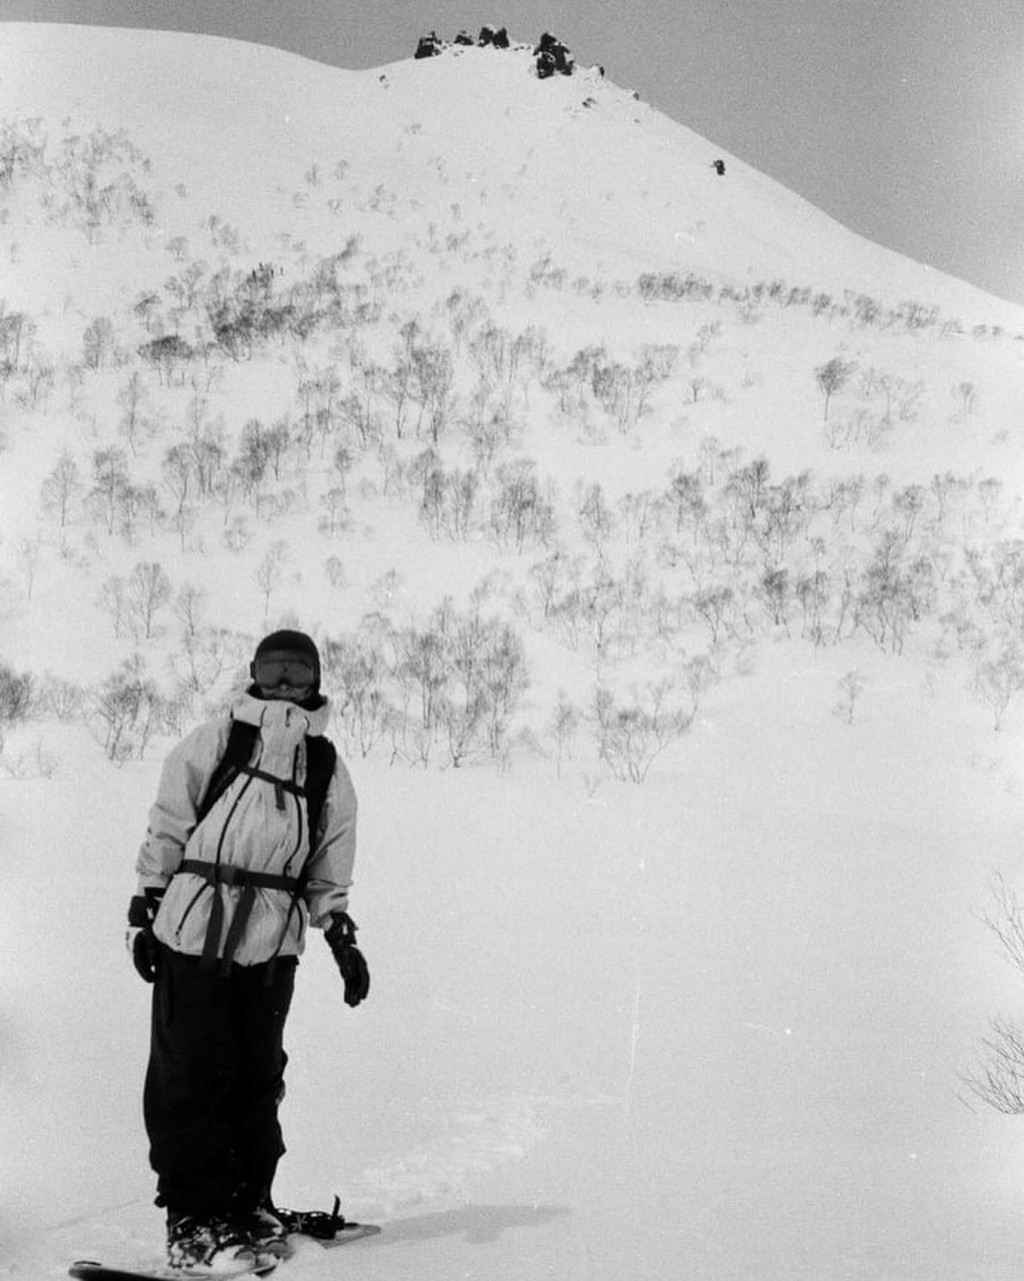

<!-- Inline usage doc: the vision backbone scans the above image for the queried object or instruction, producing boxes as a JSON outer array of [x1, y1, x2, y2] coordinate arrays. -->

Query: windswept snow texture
[[1, 22, 1024, 1281]]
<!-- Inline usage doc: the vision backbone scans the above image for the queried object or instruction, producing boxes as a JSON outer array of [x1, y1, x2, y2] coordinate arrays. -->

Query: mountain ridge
[[2, 20, 1023, 331]]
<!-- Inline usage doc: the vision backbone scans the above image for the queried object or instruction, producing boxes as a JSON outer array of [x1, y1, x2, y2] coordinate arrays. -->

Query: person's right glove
[[324, 913, 370, 1007], [126, 888, 164, 983]]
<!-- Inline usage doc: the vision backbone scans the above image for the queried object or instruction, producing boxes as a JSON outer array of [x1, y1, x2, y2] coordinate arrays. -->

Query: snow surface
[[1, 22, 1024, 1281]]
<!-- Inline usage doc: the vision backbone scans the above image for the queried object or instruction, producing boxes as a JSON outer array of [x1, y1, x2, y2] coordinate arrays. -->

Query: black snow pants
[[143, 943, 297, 1217]]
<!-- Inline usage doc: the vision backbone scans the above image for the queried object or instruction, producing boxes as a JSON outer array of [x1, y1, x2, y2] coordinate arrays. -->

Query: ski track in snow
[[7, 1089, 613, 1277], [360, 1093, 548, 1211]]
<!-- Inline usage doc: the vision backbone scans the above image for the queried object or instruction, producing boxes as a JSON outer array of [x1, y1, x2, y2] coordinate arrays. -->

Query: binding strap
[[179, 858, 302, 975], [273, 1195, 346, 1239]]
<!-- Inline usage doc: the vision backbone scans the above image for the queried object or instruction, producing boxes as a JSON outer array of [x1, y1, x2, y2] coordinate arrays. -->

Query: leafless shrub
[[591, 678, 695, 782], [963, 878, 1024, 1113]]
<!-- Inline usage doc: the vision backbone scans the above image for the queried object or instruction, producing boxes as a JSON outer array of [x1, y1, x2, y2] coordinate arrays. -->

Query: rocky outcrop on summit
[[533, 32, 574, 78], [414, 31, 445, 59], [412, 27, 575, 77], [415, 27, 510, 58], [478, 25, 511, 49]]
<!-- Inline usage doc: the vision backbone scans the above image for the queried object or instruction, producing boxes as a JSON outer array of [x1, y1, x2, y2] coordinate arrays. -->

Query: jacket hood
[[233, 689, 331, 738]]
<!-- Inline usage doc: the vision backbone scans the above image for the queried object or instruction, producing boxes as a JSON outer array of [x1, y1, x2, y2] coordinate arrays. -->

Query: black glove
[[126, 888, 164, 983], [324, 913, 370, 1007]]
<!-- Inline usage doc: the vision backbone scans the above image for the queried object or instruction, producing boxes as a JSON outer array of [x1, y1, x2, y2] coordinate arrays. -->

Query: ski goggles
[[253, 654, 316, 684]]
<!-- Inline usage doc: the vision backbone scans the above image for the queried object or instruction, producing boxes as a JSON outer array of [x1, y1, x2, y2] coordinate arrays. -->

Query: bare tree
[[99, 562, 171, 640], [318, 487, 352, 537], [254, 540, 289, 621], [169, 625, 240, 700], [234, 418, 273, 515], [576, 481, 617, 557], [40, 451, 82, 531], [548, 690, 581, 777], [89, 447, 131, 534], [126, 561, 172, 639], [411, 340, 457, 444], [963, 877, 1024, 1113], [972, 643, 1024, 730], [117, 371, 149, 455], [161, 443, 193, 517], [490, 459, 557, 552], [174, 584, 206, 639], [18, 539, 42, 601], [0, 659, 34, 751], [322, 631, 393, 758], [833, 669, 865, 724], [591, 679, 694, 783], [91, 656, 165, 763], [815, 357, 856, 424]]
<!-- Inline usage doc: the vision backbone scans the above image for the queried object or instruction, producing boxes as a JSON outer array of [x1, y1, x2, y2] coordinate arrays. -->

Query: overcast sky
[[3, 0, 1023, 305]]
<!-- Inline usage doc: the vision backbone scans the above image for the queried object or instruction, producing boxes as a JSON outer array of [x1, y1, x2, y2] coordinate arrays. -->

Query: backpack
[[185, 718, 339, 975], [196, 717, 337, 850]]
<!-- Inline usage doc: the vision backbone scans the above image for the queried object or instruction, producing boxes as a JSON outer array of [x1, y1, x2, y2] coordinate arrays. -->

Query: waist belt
[[179, 858, 302, 974]]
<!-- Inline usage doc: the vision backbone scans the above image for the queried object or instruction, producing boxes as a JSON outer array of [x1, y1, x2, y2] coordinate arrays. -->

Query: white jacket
[[136, 691, 357, 966]]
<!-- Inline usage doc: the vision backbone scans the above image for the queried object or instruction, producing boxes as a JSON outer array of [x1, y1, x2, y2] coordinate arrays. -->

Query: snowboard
[[68, 1261, 275, 1281], [69, 1222, 381, 1280], [301, 1221, 382, 1248]]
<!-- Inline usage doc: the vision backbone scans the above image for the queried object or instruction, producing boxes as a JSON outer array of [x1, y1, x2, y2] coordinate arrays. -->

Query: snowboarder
[[127, 630, 369, 1274]]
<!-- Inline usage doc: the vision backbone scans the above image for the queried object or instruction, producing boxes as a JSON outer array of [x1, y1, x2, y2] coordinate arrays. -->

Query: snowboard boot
[[235, 1203, 290, 1261], [166, 1211, 258, 1274]]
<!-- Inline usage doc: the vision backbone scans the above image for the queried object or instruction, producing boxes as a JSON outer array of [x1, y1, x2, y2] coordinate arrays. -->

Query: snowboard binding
[[272, 1193, 347, 1239]]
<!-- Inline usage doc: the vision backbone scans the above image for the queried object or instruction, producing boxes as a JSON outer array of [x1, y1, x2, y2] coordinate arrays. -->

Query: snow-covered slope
[[2, 21, 1024, 1281], [3, 22, 1024, 332]]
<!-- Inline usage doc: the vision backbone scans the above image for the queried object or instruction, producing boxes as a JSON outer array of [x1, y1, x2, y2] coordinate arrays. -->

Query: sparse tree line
[[7, 277, 994, 506], [0, 116, 155, 240], [0, 578, 694, 779], [815, 357, 927, 449], [396, 443, 1015, 693], [505, 456, 1021, 731], [8, 236, 1019, 755], [635, 269, 1019, 343], [322, 598, 529, 768], [22, 295, 1024, 748], [27, 287, 690, 557], [14, 439, 1023, 775], [124, 255, 688, 451], [143, 241, 374, 371], [1, 190, 999, 474]]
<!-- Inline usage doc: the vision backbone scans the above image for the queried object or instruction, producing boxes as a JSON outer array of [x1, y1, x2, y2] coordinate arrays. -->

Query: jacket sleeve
[[304, 758, 358, 926], [135, 718, 228, 892]]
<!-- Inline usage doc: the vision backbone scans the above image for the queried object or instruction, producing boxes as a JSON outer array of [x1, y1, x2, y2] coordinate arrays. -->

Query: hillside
[[5, 22, 1024, 333], [2, 21, 1024, 1281]]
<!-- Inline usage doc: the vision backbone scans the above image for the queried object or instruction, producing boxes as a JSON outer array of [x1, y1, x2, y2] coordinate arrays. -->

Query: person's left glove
[[324, 913, 370, 1007], [126, 888, 165, 983]]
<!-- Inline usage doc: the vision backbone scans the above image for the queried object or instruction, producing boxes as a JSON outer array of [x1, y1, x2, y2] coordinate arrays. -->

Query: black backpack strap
[[179, 859, 304, 974], [263, 735, 336, 983], [303, 735, 337, 850], [196, 719, 260, 825], [195, 719, 336, 847]]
